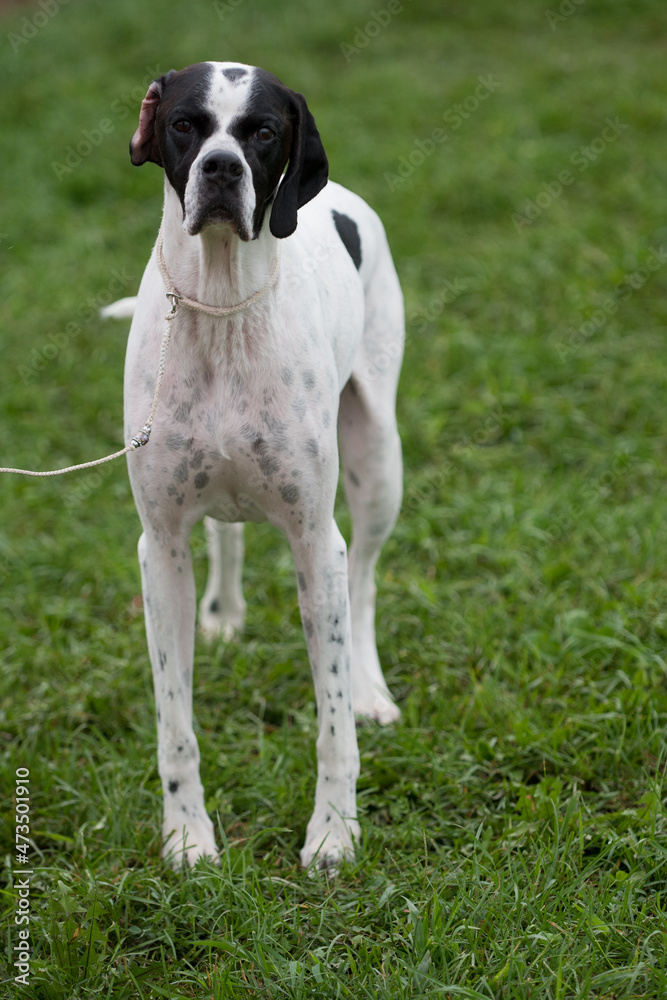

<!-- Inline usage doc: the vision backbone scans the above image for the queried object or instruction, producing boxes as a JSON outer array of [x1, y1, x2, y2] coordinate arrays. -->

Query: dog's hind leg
[[338, 377, 402, 724], [338, 244, 404, 724], [198, 517, 247, 642]]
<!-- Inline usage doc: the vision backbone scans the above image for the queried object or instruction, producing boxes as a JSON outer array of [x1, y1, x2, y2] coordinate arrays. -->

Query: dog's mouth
[[184, 195, 252, 241]]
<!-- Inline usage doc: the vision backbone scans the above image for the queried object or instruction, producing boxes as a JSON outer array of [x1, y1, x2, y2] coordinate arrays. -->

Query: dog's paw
[[354, 690, 401, 726], [162, 819, 219, 870], [198, 601, 246, 643], [300, 816, 360, 873], [198, 618, 243, 643]]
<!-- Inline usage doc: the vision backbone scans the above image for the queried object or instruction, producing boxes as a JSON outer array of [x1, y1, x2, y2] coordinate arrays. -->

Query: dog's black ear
[[130, 71, 175, 167], [269, 91, 328, 239]]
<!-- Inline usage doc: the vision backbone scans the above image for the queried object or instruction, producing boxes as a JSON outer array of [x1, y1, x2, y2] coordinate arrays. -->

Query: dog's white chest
[[133, 310, 340, 527]]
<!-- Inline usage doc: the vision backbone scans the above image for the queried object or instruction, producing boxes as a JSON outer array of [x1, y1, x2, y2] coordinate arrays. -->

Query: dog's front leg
[[289, 521, 361, 870], [138, 530, 218, 868]]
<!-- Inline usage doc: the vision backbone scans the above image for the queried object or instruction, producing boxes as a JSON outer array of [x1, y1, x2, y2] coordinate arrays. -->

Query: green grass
[[2, 0, 667, 995]]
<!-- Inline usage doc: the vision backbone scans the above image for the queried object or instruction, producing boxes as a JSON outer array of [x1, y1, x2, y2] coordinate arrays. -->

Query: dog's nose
[[201, 150, 244, 183]]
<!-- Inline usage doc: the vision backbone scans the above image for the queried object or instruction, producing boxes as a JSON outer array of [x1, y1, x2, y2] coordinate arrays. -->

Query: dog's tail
[[100, 297, 137, 320]]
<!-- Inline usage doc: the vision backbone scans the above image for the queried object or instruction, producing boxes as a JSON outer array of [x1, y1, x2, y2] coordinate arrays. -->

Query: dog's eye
[[173, 120, 193, 134], [255, 126, 275, 142]]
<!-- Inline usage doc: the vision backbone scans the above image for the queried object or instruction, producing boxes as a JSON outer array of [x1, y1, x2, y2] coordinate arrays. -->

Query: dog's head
[[130, 62, 329, 241]]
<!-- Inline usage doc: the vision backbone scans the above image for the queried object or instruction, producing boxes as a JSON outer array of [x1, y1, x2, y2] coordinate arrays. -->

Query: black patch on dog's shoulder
[[332, 210, 362, 270], [222, 67, 248, 82]]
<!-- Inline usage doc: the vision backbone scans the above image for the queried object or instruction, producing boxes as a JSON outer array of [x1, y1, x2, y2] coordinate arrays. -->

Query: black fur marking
[[223, 67, 248, 82], [169, 780, 179, 793], [151, 63, 218, 206], [228, 68, 308, 238], [244, 68, 328, 239], [209, 599, 220, 614], [259, 455, 280, 477], [174, 458, 190, 484], [332, 210, 362, 270], [280, 482, 300, 505]]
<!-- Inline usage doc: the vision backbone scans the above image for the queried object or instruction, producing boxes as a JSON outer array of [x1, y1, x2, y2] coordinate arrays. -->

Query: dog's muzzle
[[185, 149, 252, 240]]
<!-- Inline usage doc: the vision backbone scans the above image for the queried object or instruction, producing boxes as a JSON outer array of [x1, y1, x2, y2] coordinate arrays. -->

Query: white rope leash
[[0, 230, 280, 478], [0, 314, 173, 478], [156, 229, 281, 317]]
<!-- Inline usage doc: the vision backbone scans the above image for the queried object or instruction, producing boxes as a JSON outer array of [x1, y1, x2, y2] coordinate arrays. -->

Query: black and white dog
[[113, 62, 404, 869]]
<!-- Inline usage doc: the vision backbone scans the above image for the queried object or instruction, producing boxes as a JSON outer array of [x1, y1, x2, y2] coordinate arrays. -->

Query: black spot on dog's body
[[280, 482, 300, 505], [169, 780, 179, 793], [174, 402, 192, 424], [332, 210, 362, 270], [292, 396, 306, 421], [194, 471, 210, 490], [174, 458, 190, 484], [259, 455, 280, 477]]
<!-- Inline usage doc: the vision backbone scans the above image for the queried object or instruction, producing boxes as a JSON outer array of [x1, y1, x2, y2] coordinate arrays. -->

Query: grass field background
[[2, 0, 667, 996]]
